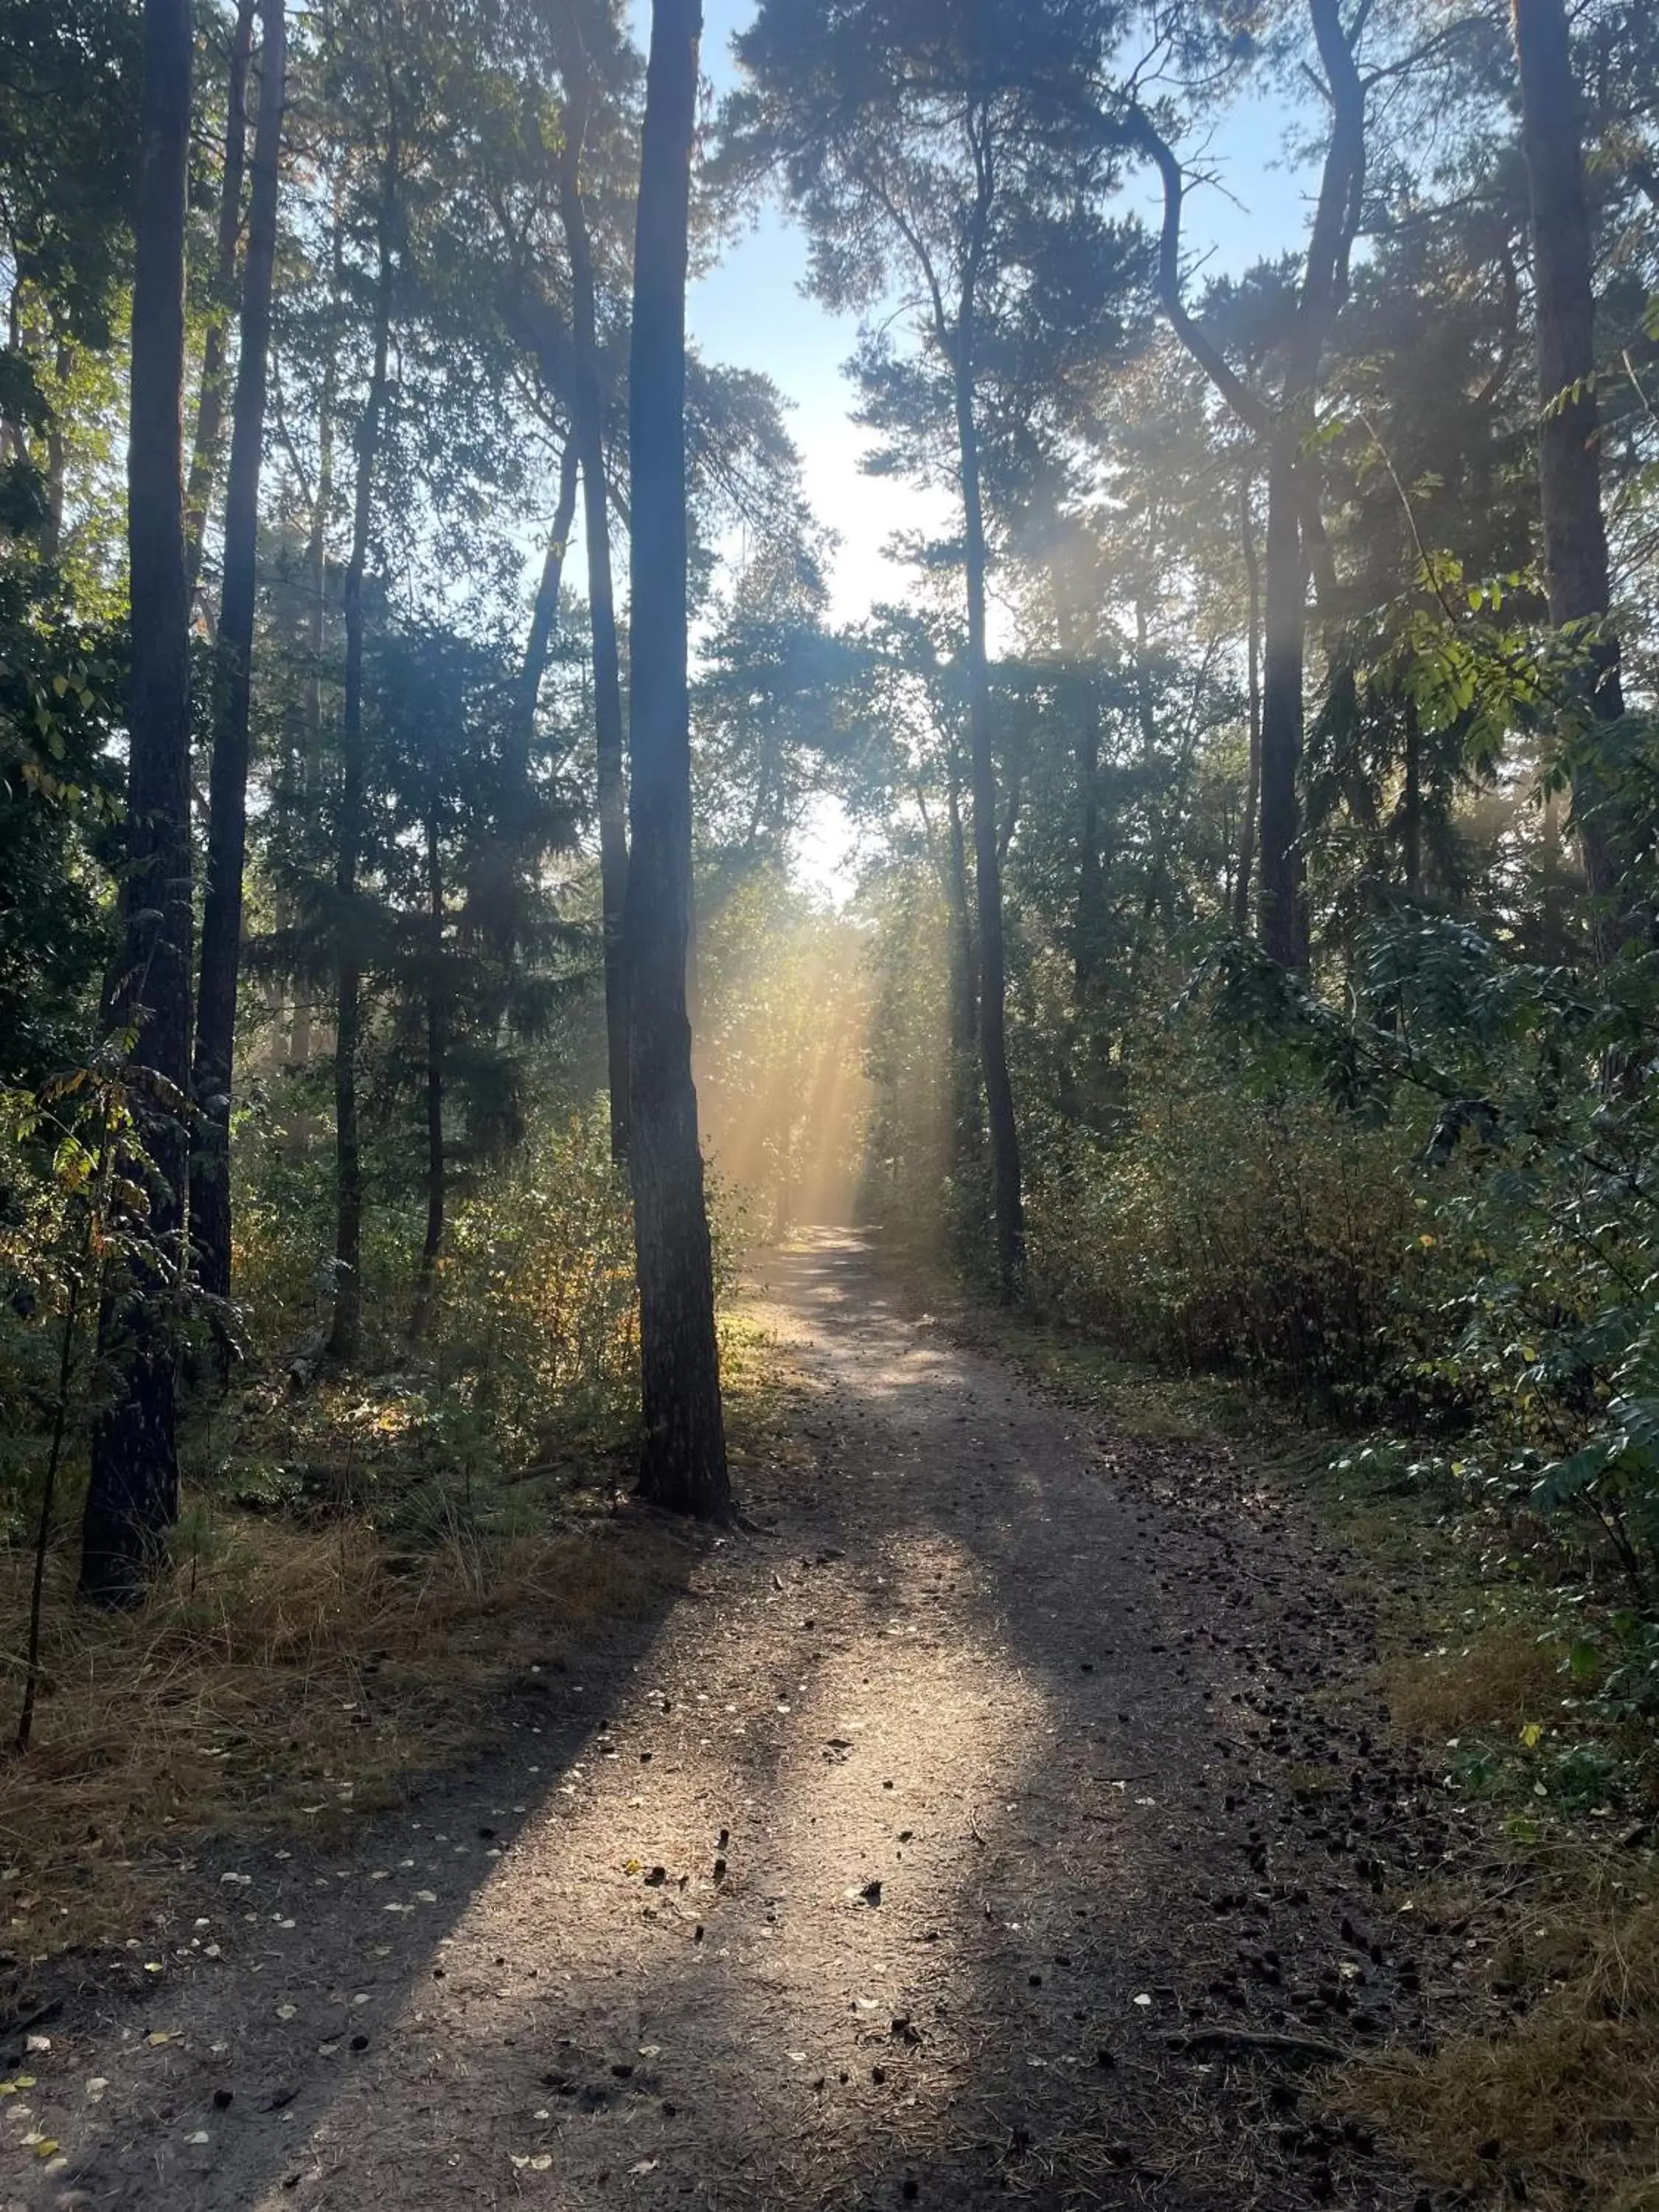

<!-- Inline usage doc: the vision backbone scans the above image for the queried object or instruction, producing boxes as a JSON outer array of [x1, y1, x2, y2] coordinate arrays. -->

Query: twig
[[1441, 1873, 1534, 1937]]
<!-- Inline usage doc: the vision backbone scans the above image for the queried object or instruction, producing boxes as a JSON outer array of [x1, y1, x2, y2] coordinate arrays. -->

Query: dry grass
[[1349, 1857, 1659, 2211], [1382, 1618, 1571, 1736], [0, 1507, 691, 1972]]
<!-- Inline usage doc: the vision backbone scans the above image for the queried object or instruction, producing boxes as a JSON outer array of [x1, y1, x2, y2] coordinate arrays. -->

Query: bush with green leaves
[[1023, 1016, 1425, 1407], [1191, 902, 1659, 1609], [434, 1107, 641, 1467]]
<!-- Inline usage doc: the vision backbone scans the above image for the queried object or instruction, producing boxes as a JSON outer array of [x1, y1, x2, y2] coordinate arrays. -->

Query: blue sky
[[659, 0, 1314, 622]]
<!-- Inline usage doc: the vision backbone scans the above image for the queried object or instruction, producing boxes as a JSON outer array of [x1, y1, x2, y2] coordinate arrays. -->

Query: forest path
[[15, 1231, 1451, 2212]]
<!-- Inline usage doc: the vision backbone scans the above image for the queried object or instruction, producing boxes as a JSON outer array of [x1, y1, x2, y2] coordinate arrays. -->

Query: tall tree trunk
[[1511, 0, 1622, 914], [41, 341, 71, 563], [953, 335, 1024, 1298], [1051, 563, 1102, 1116], [558, 72, 631, 1161], [516, 434, 579, 748], [1257, 425, 1307, 967], [1260, 0, 1365, 968], [942, 752, 981, 1182], [1234, 468, 1262, 932], [625, 0, 729, 1520], [1134, 0, 1363, 970], [190, 0, 286, 1309], [1402, 695, 1422, 897], [1133, 590, 1171, 925], [184, 0, 256, 613], [408, 802, 444, 1343], [327, 123, 397, 1367], [290, 301, 338, 1077], [80, 0, 195, 1607]]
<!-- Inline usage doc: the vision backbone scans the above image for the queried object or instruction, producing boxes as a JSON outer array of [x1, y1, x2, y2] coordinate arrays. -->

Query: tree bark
[[184, 0, 256, 613], [625, 0, 730, 1520], [1133, 588, 1170, 926], [1402, 695, 1422, 897], [80, 0, 195, 1606], [557, 69, 632, 1161], [290, 268, 338, 1077], [1053, 566, 1106, 1022], [953, 333, 1024, 1298], [1234, 469, 1262, 932], [190, 0, 286, 1309], [1511, 0, 1622, 912], [407, 802, 444, 1343], [327, 119, 397, 1367], [942, 750, 981, 1180], [1257, 423, 1307, 966], [42, 341, 71, 564], [1260, 0, 1365, 967]]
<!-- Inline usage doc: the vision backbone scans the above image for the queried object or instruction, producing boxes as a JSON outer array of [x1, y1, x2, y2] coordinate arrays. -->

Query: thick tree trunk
[[558, 77, 631, 1161], [1511, 0, 1622, 912], [190, 0, 286, 1309], [80, 0, 195, 1607], [953, 341, 1024, 1299], [625, 0, 729, 1520], [327, 130, 397, 1367], [184, 0, 256, 613], [1258, 425, 1307, 967], [1234, 470, 1262, 931], [407, 807, 444, 1343]]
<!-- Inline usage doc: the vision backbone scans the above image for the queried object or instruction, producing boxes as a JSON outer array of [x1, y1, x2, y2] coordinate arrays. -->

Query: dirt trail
[[10, 1233, 1455, 2212]]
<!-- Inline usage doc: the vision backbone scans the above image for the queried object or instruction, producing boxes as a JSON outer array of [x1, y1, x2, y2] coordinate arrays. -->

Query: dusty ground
[[5, 1232, 1465, 2211]]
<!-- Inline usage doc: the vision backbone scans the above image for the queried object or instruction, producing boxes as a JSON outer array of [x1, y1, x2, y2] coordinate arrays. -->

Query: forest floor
[[1, 1231, 1538, 2211]]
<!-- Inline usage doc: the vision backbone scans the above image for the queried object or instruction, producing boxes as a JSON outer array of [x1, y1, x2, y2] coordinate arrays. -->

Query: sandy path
[[10, 1234, 1452, 2212]]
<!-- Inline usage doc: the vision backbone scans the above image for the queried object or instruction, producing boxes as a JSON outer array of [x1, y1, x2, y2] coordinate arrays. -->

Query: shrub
[[1023, 1020, 1425, 1408]]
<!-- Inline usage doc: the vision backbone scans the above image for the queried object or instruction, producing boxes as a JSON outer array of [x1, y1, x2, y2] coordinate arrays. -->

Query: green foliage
[[1023, 1016, 1423, 1403], [436, 1107, 641, 1467]]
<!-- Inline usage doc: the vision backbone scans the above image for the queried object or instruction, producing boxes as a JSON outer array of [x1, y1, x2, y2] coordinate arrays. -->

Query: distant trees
[[1133, 0, 1366, 970], [727, 0, 1136, 1298]]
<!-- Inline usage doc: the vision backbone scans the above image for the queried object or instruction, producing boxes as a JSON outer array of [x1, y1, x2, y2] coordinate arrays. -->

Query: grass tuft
[[1349, 1863, 1659, 2211]]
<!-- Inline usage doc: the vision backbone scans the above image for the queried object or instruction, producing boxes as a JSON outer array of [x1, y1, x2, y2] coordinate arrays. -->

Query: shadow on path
[[14, 1231, 1450, 2212]]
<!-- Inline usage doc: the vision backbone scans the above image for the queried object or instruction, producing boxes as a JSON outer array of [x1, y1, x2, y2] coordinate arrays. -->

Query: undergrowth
[[0, 1296, 789, 1996]]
